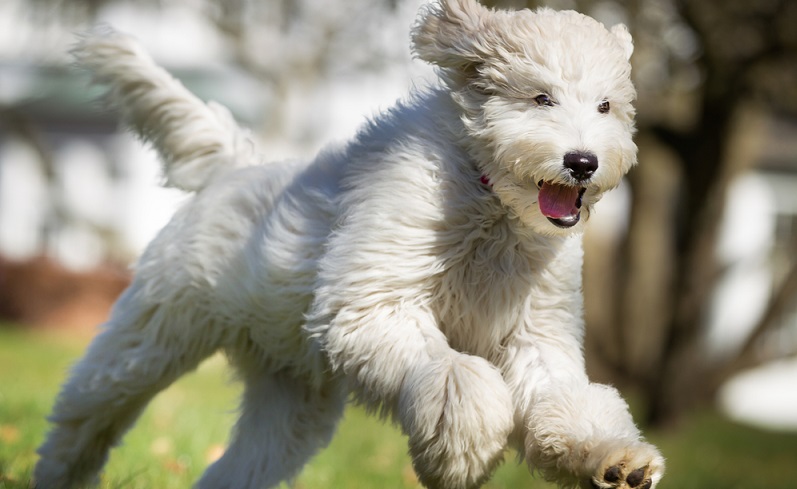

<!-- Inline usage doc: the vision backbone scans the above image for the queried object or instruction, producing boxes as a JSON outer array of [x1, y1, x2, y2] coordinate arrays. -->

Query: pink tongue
[[538, 183, 580, 219]]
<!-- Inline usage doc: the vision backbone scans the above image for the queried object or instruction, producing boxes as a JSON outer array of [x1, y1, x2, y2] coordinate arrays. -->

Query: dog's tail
[[73, 27, 259, 192]]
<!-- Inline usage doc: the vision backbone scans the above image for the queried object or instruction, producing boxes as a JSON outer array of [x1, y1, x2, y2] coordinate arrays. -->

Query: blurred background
[[0, 0, 796, 487]]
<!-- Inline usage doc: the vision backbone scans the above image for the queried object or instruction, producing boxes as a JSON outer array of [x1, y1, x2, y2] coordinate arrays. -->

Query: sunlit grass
[[1, 327, 796, 488]]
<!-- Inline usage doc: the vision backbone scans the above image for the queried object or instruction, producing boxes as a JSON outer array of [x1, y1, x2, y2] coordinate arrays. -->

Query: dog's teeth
[[576, 188, 585, 209]]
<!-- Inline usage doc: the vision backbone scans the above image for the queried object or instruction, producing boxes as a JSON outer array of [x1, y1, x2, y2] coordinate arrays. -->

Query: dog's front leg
[[500, 331, 665, 489], [311, 302, 514, 489], [496, 236, 664, 489], [528, 381, 665, 489]]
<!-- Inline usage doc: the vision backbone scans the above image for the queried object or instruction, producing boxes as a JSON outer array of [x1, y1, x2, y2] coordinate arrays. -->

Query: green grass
[[1, 327, 796, 488]]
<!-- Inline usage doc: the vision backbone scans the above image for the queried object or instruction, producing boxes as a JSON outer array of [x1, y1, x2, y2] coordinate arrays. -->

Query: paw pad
[[594, 464, 652, 489], [603, 466, 622, 483], [625, 468, 645, 487]]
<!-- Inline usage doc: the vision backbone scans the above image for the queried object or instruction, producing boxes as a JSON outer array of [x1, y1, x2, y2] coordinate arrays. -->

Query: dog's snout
[[563, 152, 598, 181]]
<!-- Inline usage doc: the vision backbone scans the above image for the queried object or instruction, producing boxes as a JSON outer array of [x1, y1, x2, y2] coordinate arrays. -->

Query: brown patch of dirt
[[0, 255, 130, 334]]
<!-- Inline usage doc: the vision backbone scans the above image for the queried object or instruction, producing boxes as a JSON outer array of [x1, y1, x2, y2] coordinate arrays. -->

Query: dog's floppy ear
[[610, 23, 634, 61], [411, 0, 495, 71]]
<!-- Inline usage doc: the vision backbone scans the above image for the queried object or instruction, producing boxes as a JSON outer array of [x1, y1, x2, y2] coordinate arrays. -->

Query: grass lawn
[[1, 327, 796, 488]]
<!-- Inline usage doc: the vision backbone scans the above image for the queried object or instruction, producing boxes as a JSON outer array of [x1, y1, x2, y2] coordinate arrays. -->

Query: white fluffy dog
[[35, 1, 664, 488]]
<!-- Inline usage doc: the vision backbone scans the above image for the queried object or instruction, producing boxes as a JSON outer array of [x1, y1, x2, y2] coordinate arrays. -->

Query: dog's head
[[413, 0, 636, 236]]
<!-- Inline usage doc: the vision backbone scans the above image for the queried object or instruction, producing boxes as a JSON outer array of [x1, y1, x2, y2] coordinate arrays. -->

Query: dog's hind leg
[[196, 356, 347, 489], [34, 285, 221, 489]]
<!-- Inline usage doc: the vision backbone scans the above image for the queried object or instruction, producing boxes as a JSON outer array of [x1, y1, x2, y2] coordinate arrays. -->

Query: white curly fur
[[35, 2, 664, 488]]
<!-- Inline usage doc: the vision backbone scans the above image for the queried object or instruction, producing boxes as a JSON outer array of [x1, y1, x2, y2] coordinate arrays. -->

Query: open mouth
[[537, 180, 586, 229]]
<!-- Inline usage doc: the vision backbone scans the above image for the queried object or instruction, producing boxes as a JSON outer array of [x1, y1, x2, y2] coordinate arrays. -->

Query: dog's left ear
[[411, 0, 496, 72], [610, 23, 634, 61]]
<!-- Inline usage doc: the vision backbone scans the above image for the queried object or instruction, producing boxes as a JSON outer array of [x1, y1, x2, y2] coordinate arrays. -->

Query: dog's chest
[[432, 229, 546, 358]]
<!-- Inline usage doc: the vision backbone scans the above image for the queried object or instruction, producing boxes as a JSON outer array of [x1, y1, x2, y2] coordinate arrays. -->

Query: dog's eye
[[534, 94, 554, 107], [598, 100, 610, 114]]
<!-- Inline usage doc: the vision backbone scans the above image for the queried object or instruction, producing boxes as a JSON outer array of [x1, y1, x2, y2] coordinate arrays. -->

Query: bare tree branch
[[716, 263, 797, 383]]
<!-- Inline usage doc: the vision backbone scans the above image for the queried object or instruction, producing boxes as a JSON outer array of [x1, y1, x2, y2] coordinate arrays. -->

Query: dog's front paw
[[398, 354, 513, 489], [584, 441, 665, 489]]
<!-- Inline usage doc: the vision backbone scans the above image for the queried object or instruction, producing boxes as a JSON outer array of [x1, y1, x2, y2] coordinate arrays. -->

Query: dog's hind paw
[[585, 441, 664, 489]]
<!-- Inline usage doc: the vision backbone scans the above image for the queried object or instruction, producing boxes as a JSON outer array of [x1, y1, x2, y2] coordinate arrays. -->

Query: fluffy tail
[[73, 27, 259, 192]]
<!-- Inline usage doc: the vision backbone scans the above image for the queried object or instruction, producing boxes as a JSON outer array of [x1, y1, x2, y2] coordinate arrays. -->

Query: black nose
[[563, 151, 598, 181]]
